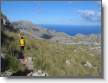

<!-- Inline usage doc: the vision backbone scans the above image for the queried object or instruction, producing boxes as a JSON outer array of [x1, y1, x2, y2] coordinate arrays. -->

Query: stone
[[84, 61, 93, 68]]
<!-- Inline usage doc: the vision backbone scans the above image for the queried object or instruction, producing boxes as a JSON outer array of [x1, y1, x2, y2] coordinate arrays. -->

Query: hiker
[[19, 32, 25, 52], [18, 32, 26, 64]]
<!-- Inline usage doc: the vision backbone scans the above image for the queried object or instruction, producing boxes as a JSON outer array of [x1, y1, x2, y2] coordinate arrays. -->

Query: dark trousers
[[18, 46, 25, 59], [20, 46, 24, 52]]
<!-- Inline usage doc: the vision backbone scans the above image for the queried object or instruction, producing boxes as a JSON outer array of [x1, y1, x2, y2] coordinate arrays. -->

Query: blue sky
[[1, 1, 101, 26]]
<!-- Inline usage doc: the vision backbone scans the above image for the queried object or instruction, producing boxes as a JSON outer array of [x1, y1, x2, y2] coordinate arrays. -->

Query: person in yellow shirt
[[19, 32, 25, 52], [18, 32, 26, 63]]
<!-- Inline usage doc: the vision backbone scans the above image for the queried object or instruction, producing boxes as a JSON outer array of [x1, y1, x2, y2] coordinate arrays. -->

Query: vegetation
[[1, 28, 102, 77], [25, 36, 102, 77]]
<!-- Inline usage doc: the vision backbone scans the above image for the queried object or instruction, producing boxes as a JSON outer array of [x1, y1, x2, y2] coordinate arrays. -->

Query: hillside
[[12, 20, 101, 45], [1, 13, 102, 77]]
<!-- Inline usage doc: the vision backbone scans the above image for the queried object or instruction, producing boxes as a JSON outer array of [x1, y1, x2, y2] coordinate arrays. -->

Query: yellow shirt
[[19, 38, 25, 46]]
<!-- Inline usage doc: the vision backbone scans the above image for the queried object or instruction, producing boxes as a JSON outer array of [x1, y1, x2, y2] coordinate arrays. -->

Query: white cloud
[[77, 10, 101, 22]]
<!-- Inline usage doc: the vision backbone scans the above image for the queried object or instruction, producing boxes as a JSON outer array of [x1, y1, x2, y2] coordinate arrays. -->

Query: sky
[[1, 1, 101, 26]]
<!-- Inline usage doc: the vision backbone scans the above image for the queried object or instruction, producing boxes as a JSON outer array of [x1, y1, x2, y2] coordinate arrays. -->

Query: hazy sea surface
[[40, 24, 101, 36]]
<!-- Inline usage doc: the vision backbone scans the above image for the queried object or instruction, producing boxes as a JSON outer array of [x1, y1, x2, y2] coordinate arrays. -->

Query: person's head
[[21, 36, 24, 39]]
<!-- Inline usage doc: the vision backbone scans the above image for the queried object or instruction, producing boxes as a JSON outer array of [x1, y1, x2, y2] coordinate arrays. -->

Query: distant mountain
[[12, 20, 101, 45], [12, 21, 71, 42]]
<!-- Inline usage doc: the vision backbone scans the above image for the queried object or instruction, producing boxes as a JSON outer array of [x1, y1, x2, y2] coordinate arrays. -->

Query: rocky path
[[25, 57, 33, 71], [19, 56, 48, 76]]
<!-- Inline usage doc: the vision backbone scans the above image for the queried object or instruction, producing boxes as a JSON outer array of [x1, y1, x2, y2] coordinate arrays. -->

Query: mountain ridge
[[12, 20, 101, 45]]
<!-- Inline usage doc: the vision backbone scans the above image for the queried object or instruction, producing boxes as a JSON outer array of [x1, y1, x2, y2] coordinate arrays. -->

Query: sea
[[40, 24, 101, 36]]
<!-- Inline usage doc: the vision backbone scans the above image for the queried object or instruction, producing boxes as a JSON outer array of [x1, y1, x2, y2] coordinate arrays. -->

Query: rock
[[65, 60, 71, 66], [1, 53, 5, 58], [25, 57, 33, 70], [1, 53, 6, 72], [32, 70, 48, 76], [1, 71, 12, 76], [73, 49, 77, 53], [84, 61, 93, 68], [5, 71, 12, 76]]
